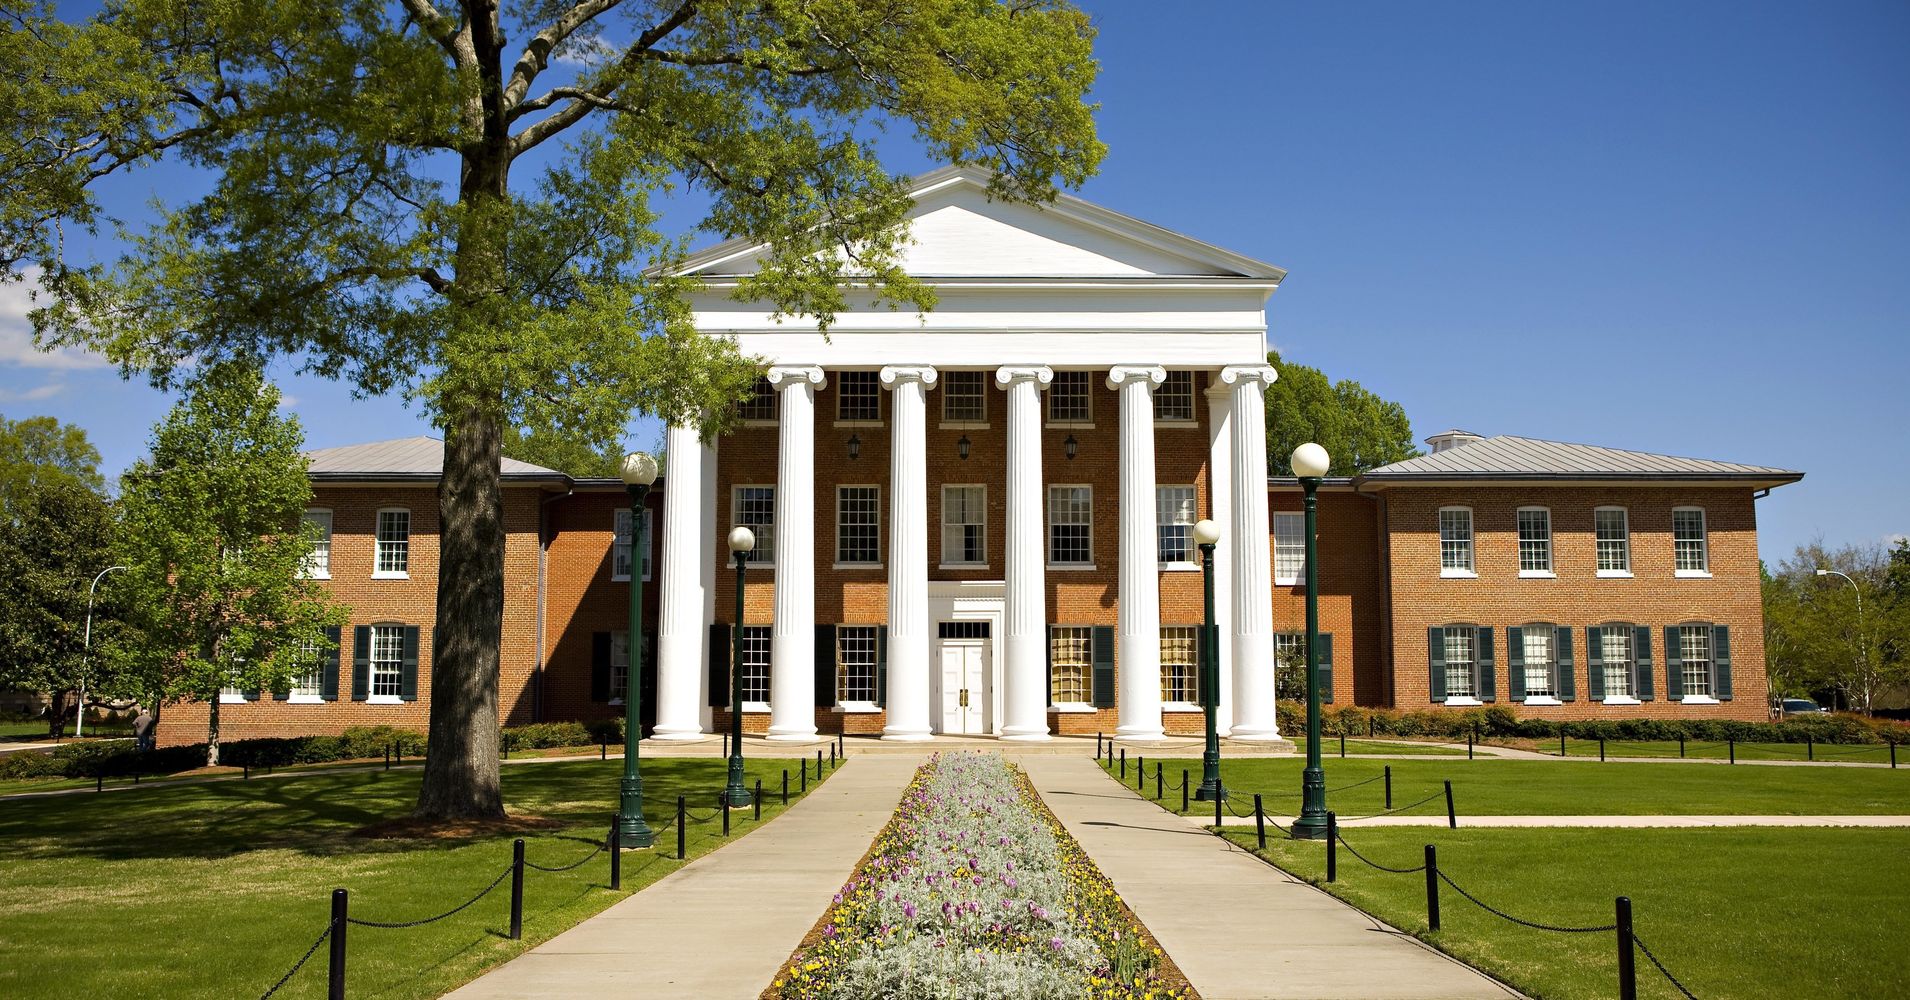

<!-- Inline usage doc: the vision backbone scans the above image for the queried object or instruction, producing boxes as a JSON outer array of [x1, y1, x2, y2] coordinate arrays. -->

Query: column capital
[[994, 365, 1054, 388], [766, 365, 826, 388], [878, 365, 938, 389], [1218, 364, 1278, 387], [1106, 365, 1167, 391]]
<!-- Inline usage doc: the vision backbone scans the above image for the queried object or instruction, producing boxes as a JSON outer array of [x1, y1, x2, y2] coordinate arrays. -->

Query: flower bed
[[771, 752, 1194, 1000]]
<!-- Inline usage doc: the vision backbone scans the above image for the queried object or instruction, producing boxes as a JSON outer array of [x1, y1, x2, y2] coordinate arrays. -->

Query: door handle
[[960, 689, 969, 708]]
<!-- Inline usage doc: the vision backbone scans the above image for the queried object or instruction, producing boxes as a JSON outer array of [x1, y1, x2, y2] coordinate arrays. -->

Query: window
[[220, 670, 246, 703], [733, 487, 776, 564], [374, 509, 410, 577], [837, 486, 881, 564], [837, 626, 878, 704], [1049, 626, 1092, 703], [942, 372, 986, 423], [613, 508, 654, 581], [738, 625, 772, 704], [1596, 508, 1630, 574], [1273, 512, 1306, 585], [1160, 626, 1200, 704], [1599, 625, 1634, 699], [942, 485, 986, 565], [1154, 371, 1195, 421], [1517, 507, 1552, 574], [739, 377, 777, 421], [1156, 485, 1197, 563], [1047, 486, 1092, 564], [370, 625, 405, 699], [1443, 626, 1477, 698], [290, 639, 324, 700], [302, 510, 332, 578], [1439, 508, 1474, 575], [837, 370, 881, 422], [1679, 625, 1712, 697], [1674, 508, 1708, 574], [1521, 625, 1555, 698], [608, 630, 629, 704], [1047, 371, 1092, 423]]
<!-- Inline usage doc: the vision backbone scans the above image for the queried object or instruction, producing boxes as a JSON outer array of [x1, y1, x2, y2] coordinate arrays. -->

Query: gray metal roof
[[305, 436, 566, 481], [1359, 435, 1802, 483]]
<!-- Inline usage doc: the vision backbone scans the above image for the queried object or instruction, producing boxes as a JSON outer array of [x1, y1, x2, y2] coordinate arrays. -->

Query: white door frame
[[927, 580, 1005, 736]]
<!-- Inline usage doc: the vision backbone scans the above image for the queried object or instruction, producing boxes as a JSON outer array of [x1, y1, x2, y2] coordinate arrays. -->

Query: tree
[[0, 475, 126, 735], [1764, 541, 1910, 714], [8, 0, 1102, 818], [502, 425, 621, 479], [116, 363, 346, 765], [0, 413, 104, 523], [1264, 350, 1419, 476]]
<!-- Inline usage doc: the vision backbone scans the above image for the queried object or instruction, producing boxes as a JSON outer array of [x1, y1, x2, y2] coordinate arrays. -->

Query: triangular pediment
[[677, 165, 1285, 282]]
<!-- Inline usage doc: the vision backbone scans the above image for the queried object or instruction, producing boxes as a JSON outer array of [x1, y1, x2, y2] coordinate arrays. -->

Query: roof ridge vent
[[1426, 429, 1485, 454]]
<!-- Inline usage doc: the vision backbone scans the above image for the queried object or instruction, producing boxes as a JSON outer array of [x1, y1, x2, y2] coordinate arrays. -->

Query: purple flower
[[823, 924, 837, 939], [1050, 937, 1065, 951], [903, 901, 918, 918]]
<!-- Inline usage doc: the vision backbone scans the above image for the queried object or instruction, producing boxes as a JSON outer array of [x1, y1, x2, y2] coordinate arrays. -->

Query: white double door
[[936, 638, 991, 735]]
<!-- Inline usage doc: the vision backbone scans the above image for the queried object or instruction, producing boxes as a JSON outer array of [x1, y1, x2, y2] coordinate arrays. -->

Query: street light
[[723, 526, 755, 808], [615, 452, 659, 847], [1816, 568, 1865, 712], [76, 565, 128, 738], [1193, 519, 1226, 802], [1289, 442, 1332, 840]]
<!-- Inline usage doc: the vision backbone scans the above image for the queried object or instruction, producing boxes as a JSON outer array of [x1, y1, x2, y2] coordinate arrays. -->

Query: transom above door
[[936, 620, 992, 735]]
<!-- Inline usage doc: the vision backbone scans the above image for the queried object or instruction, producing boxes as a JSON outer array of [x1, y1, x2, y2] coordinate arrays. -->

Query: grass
[[1285, 737, 1459, 756], [1112, 756, 1910, 816], [1223, 825, 1910, 1000], [0, 754, 833, 1000], [1506, 737, 1902, 765]]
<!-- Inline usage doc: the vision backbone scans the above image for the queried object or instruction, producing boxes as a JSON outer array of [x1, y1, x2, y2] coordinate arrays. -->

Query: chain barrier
[[256, 924, 331, 1000], [1435, 869, 1617, 934], [346, 864, 514, 929], [1337, 790, 1443, 821], [1333, 832, 1425, 874], [524, 838, 607, 873], [1634, 933, 1702, 999], [1222, 794, 1257, 818]]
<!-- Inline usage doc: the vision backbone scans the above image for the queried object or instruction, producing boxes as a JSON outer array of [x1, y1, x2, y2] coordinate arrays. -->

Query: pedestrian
[[132, 707, 155, 753]]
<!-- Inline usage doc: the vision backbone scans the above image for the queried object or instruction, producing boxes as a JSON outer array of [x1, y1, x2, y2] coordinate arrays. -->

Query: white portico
[[648, 166, 1287, 743]]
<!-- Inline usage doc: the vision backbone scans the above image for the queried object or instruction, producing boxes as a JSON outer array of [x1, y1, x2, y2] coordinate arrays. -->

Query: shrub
[[501, 721, 593, 751]]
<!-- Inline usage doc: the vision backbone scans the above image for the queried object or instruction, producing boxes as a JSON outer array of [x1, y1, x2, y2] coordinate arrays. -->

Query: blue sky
[[3, 0, 1905, 561]]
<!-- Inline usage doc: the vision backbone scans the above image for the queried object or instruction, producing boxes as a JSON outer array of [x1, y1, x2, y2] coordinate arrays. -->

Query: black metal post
[[801, 761, 808, 792], [1808, 736, 1814, 761], [385, 745, 391, 770], [600, 739, 605, 760], [1255, 794, 1266, 850], [1097, 731, 1103, 760], [509, 839, 525, 940], [1156, 763, 1163, 801], [782, 769, 789, 804], [1679, 734, 1686, 758], [1600, 737, 1606, 762], [1425, 845, 1441, 931], [1444, 779, 1456, 828], [722, 791, 731, 836], [1182, 769, 1190, 813], [243, 765, 249, 780], [1617, 896, 1637, 1000], [1467, 730, 1474, 760], [1214, 786, 1223, 828], [1196, 535, 1224, 802], [676, 795, 686, 860], [1384, 765, 1393, 809], [1294, 475, 1328, 838], [1326, 811, 1338, 882], [830, 742, 837, 768], [1138, 754, 1146, 790], [724, 549, 750, 807], [1120, 747, 1127, 779], [754, 779, 762, 821], [609, 821, 621, 890], [1892, 741, 1898, 768], [1729, 737, 1736, 764], [817, 750, 823, 778], [1560, 731, 1567, 757], [328, 888, 347, 1000], [1340, 732, 1346, 758]]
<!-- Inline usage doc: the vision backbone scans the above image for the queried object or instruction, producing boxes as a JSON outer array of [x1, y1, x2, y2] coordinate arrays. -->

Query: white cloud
[[0, 381, 67, 403], [278, 393, 300, 409], [550, 34, 620, 68], [0, 271, 112, 371]]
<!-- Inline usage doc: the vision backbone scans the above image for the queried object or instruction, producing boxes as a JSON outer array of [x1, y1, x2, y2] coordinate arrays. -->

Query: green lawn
[[1286, 738, 1460, 756], [1521, 737, 1901, 765], [0, 755, 832, 1000], [1226, 826, 1910, 1000], [1116, 756, 1910, 816]]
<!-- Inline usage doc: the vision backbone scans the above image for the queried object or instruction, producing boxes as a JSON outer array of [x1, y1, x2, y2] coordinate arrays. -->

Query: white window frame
[[1679, 623, 1717, 703], [1599, 624, 1638, 705], [302, 509, 333, 579], [732, 486, 776, 567], [1517, 506, 1553, 577], [940, 371, 988, 426], [1155, 484, 1198, 567], [1047, 485, 1094, 568], [836, 625, 879, 709], [1521, 623, 1559, 704], [738, 624, 772, 710], [1153, 371, 1196, 423], [368, 624, 405, 704], [288, 638, 325, 703], [608, 630, 629, 706], [1439, 507, 1475, 578], [940, 484, 987, 568], [1046, 371, 1094, 426], [1048, 625, 1093, 708], [219, 670, 247, 704], [834, 370, 882, 425], [1595, 507, 1632, 577], [1273, 512, 1306, 586], [1673, 507, 1710, 577], [1160, 625, 1201, 709], [738, 377, 778, 423], [835, 485, 882, 567], [1443, 625, 1480, 705], [373, 508, 410, 579], [612, 508, 654, 582]]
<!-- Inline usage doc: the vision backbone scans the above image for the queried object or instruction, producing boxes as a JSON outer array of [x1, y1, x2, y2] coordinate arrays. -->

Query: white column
[[1221, 364, 1282, 740], [654, 421, 712, 740], [998, 365, 1054, 741], [767, 365, 824, 741], [880, 365, 937, 741], [1205, 383, 1235, 737], [1108, 365, 1167, 741], [699, 430, 719, 733]]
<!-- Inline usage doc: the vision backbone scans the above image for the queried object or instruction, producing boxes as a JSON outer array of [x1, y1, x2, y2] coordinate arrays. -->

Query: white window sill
[[833, 419, 884, 428], [304, 572, 332, 581], [1045, 421, 1095, 430], [1441, 569, 1478, 579], [1048, 563, 1097, 572], [1158, 562, 1202, 573], [219, 694, 246, 704], [739, 419, 778, 428], [1523, 696, 1562, 706], [1444, 696, 1482, 706], [287, 694, 324, 705], [1155, 419, 1200, 428], [742, 701, 771, 713], [939, 421, 990, 431], [372, 571, 409, 580], [1601, 696, 1641, 706], [1680, 695, 1721, 705], [611, 574, 630, 583], [608, 698, 624, 706], [368, 694, 403, 705], [1051, 702, 1099, 713], [832, 562, 883, 571], [938, 563, 990, 571], [737, 561, 776, 571], [1675, 570, 1712, 579], [833, 702, 883, 714], [1597, 570, 1634, 579], [1161, 701, 1204, 713], [1274, 577, 1299, 587], [1519, 570, 1556, 579]]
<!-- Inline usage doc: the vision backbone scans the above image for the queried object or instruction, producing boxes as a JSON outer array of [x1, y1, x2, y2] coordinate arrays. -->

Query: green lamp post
[[722, 525, 754, 808], [615, 451, 659, 847], [1193, 518, 1226, 802], [1290, 441, 1332, 840]]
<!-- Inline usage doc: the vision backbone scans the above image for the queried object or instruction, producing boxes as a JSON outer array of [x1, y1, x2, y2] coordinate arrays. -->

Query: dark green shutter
[[1090, 626, 1116, 708], [815, 624, 838, 707], [1556, 627, 1575, 701], [1044, 627, 1054, 707], [1427, 627, 1446, 703], [1635, 626, 1655, 701], [243, 685, 260, 701], [1587, 627, 1605, 702], [1664, 626, 1684, 700], [875, 626, 888, 707], [1714, 625, 1733, 701], [640, 629, 658, 726], [1478, 627, 1496, 702], [320, 626, 341, 701], [399, 626, 419, 702], [1317, 633, 1335, 705], [709, 623, 731, 708], [352, 626, 371, 701], [590, 632, 611, 702], [1506, 627, 1526, 702]]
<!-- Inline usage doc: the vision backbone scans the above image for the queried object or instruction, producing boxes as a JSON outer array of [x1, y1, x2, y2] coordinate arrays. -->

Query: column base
[[881, 729, 934, 742], [1114, 726, 1166, 741], [1228, 727, 1286, 742], [999, 730, 1052, 742], [649, 725, 707, 742], [765, 729, 820, 742]]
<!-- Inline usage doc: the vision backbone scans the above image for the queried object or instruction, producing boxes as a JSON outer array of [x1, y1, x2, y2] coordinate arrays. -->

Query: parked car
[[1778, 698, 1828, 717]]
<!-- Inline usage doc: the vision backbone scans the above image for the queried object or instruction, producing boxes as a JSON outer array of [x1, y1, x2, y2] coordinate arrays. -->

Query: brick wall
[[1266, 488, 1386, 708], [541, 486, 665, 728]]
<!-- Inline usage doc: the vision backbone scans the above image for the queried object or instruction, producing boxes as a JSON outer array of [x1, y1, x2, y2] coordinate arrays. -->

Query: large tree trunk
[[206, 697, 221, 767]]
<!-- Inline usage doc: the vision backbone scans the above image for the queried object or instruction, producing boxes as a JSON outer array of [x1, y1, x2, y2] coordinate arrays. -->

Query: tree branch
[[398, 0, 463, 61], [502, 0, 626, 112], [508, 0, 699, 156]]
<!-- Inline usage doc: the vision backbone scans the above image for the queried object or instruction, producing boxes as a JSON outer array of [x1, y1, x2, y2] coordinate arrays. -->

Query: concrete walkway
[[442, 753, 920, 1000], [1213, 813, 1910, 829], [1019, 756, 1517, 1000]]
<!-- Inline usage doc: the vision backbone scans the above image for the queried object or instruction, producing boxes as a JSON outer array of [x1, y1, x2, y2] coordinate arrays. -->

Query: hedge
[[1277, 701, 1909, 745]]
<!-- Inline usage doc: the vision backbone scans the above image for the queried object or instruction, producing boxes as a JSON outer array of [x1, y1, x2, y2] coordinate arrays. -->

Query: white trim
[[832, 562, 883, 571], [287, 693, 324, 705], [1519, 570, 1557, 579], [835, 483, 882, 567], [368, 694, 402, 705], [1444, 696, 1483, 707], [833, 702, 883, 714], [1161, 701, 1203, 713], [1051, 702, 1098, 713], [1602, 696, 1641, 706], [832, 420, 884, 429], [1524, 696, 1562, 706], [1440, 569, 1479, 579], [732, 484, 777, 569], [1158, 563, 1202, 572], [1438, 505, 1474, 576], [1680, 695, 1721, 705], [1047, 563, 1098, 571], [373, 507, 411, 578], [742, 700, 772, 713], [1046, 482, 1093, 566], [938, 422, 991, 431], [371, 570, 410, 580], [1672, 505, 1709, 574], [1675, 570, 1713, 579], [219, 692, 246, 704], [1516, 505, 1552, 574], [938, 563, 993, 571], [302, 509, 333, 580], [1594, 505, 1631, 575], [1597, 570, 1635, 579]]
